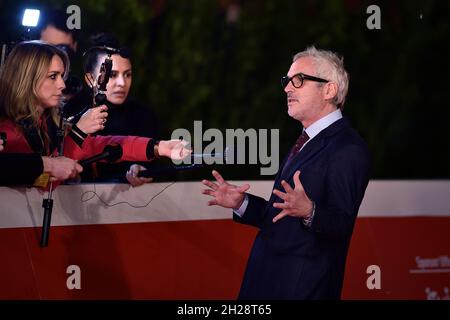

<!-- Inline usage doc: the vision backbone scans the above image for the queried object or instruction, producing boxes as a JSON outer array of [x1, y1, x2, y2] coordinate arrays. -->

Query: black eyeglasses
[[281, 72, 329, 89]]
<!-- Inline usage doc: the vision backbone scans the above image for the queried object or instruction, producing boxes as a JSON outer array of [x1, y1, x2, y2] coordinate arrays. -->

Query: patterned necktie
[[281, 130, 310, 177], [289, 131, 310, 160]]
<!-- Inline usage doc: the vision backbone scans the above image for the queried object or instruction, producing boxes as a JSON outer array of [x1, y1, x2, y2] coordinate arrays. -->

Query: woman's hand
[[126, 164, 153, 187], [158, 139, 191, 160], [42, 156, 83, 182], [75, 105, 108, 134]]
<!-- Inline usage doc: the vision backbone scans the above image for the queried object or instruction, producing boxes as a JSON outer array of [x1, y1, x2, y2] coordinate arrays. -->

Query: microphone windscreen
[[104, 144, 123, 162]]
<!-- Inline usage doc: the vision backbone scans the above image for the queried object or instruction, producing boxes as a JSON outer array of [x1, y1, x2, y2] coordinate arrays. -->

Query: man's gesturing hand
[[201, 170, 250, 209], [272, 171, 313, 223]]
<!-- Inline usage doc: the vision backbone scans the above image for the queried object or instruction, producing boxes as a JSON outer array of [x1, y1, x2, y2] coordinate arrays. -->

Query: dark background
[[1, 0, 449, 180]]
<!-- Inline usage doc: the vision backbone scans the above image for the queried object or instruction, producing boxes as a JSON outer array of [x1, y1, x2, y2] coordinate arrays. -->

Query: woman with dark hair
[[0, 41, 189, 187], [65, 33, 162, 186]]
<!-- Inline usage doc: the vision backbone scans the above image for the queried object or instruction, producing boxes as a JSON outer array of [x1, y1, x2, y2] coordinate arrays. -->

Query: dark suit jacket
[[234, 117, 371, 300]]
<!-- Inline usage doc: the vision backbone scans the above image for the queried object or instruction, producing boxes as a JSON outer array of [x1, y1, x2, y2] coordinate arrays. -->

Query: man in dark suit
[[201, 46, 370, 299]]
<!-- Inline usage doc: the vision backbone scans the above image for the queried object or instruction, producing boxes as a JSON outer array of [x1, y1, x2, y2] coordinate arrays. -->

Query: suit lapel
[[265, 118, 350, 209], [280, 134, 326, 182], [272, 118, 350, 196]]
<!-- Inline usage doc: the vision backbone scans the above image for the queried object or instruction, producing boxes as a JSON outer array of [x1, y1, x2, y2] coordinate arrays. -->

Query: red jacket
[[0, 119, 154, 169]]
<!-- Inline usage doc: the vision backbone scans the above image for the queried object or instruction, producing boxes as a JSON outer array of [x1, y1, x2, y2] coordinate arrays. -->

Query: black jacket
[[0, 153, 43, 186], [64, 89, 161, 182]]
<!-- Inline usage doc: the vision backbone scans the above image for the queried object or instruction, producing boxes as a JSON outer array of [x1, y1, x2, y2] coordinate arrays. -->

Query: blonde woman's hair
[[0, 41, 69, 125]]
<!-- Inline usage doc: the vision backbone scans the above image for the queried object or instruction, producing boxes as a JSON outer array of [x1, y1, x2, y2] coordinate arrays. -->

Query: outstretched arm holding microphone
[[0, 41, 191, 247], [0, 41, 191, 189]]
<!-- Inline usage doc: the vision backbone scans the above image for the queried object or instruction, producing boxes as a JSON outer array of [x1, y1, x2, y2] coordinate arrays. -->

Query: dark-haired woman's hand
[[76, 105, 108, 134], [126, 164, 153, 187]]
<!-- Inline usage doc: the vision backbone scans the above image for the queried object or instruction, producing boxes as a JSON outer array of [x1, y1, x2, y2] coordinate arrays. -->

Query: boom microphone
[[79, 144, 123, 166]]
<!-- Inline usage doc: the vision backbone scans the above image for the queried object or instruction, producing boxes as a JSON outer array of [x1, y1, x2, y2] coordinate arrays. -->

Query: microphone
[[137, 147, 232, 178], [79, 144, 123, 166], [137, 163, 204, 178], [190, 146, 231, 163]]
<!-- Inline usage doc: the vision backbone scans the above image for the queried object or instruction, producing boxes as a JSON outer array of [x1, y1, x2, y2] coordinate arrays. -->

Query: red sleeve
[[63, 135, 152, 162], [0, 120, 33, 153]]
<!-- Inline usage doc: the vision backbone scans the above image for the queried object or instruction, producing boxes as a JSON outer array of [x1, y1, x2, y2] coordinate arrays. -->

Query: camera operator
[[39, 9, 82, 101]]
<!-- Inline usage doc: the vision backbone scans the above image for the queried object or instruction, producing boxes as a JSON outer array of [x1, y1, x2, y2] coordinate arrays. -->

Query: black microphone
[[137, 163, 204, 178], [79, 144, 123, 166]]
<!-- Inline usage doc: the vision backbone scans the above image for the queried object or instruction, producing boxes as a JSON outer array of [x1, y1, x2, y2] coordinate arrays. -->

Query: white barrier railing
[[1, 180, 450, 228]]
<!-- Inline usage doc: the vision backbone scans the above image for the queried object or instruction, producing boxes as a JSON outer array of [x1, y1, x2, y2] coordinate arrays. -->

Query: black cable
[[80, 181, 176, 209]]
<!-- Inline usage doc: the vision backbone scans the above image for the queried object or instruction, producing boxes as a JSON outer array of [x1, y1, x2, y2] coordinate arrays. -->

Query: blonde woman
[[0, 41, 189, 186]]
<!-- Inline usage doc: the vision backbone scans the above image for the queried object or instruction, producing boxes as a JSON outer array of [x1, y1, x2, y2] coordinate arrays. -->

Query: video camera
[[1, 9, 83, 99], [1, 9, 39, 67], [82, 46, 122, 106]]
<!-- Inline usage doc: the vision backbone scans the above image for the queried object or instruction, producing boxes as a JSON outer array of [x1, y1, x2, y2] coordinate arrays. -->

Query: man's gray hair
[[293, 46, 349, 108]]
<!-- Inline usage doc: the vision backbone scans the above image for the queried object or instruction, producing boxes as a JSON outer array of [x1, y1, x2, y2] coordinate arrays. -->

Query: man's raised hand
[[201, 170, 250, 209]]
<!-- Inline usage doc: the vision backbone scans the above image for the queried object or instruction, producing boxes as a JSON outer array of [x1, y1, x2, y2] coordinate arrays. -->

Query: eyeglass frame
[[281, 72, 329, 89]]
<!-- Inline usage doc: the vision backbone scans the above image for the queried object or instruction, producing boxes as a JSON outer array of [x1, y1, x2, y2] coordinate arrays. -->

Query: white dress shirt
[[234, 109, 343, 217]]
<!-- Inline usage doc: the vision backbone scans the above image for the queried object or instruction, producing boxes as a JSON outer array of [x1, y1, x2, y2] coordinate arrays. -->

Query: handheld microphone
[[190, 147, 231, 163], [79, 144, 123, 167], [137, 147, 232, 178], [137, 163, 204, 178]]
